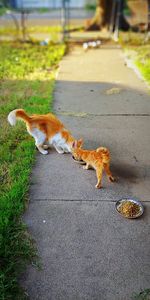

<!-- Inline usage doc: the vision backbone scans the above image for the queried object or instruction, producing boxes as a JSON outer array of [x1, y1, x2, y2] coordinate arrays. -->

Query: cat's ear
[[78, 138, 83, 148]]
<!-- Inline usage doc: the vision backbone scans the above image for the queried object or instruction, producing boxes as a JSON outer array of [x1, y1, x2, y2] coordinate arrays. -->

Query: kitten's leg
[[95, 166, 103, 189], [103, 163, 115, 182], [83, 163, 90, 170], [54, 145, 64, 154]]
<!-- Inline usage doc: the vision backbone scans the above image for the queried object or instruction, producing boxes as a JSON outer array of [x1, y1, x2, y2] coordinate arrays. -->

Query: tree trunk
[[86, 0, 129, 31]]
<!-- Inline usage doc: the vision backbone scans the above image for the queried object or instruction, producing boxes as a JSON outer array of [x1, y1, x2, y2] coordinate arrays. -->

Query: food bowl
[[115, 198, 144, 219], [72, 156, 86, 165], [74, 160, 86, 165]]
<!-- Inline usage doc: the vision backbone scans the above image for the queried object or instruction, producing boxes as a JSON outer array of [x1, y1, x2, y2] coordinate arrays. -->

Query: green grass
[[119, 32, 148, 46], [0, 41, 66, 299], [85, 3, 96, 11], [134, 45, 150, 85], [0, 7, 7, 16], [0, 25, 83, 42], [119, 32, 150, 86], [0, 25, 62, 42], [133, 289, 150, 300]]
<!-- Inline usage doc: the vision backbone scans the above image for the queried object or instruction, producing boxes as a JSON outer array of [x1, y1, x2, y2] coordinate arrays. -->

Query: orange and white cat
[[8, 109, 82, 155], [72, 140, 115, 189]]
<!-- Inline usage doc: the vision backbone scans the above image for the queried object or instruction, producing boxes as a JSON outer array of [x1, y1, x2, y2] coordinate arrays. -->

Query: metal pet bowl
[[115, 198, 144, 219], [72, 156, 86, 165]]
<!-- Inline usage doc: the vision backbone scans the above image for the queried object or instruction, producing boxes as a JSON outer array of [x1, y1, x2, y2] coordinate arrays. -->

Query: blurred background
[[0, 0, 149, 43]]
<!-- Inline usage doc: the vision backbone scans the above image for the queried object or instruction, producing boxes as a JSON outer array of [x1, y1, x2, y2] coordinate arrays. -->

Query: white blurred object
[[83, 42, 88, 51], [113, 31, 119, 42], [91, 41, 97, 48], [96, 40, 101, 47], [83, 40, 102, 51], [88, 41, 93, 47]]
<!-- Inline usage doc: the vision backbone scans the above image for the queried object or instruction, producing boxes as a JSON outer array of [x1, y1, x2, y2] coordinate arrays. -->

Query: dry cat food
[[118, 200, 141, 218]]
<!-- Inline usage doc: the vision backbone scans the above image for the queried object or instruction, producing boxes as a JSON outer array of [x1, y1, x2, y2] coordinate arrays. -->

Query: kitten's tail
[[96, 147, 110, 163], [8, 109, 30, 126]]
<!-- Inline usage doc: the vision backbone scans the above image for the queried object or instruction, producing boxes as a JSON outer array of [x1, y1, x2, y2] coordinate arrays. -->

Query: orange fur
[[72, 141, 115, 189], [8, 109, 82, 155], [16, 109, 65, 137]]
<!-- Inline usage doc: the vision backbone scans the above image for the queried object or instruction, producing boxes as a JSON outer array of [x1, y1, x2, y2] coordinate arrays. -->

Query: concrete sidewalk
[[22, 46, 150, 300]]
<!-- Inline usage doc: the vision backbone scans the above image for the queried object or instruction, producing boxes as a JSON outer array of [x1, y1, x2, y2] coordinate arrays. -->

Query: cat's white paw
[[55, 147, 64, 154], [83, 165, 87, 170], [95, 183, 101, 189], [58, 150, 65, 154], [41, 149, 48, 155]]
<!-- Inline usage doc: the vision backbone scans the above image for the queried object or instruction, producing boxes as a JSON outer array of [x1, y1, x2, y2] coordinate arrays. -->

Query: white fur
[[28, 128, 46, 145], [28, 128, 48, 154], [49, 133, 71, 153], [50, 133, 65, 145], [7, 109, 18, 126]]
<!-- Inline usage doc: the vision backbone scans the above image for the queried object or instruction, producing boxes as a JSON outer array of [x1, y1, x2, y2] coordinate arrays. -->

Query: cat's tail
[[96, 147, 110, 163], [8, 109, 30, 126]]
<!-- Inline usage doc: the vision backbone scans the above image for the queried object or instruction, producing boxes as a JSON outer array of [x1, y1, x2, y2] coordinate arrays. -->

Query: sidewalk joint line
[[31, 199, 116, 202], [55, 111, 150, 118], [30, 199, 150, 203]]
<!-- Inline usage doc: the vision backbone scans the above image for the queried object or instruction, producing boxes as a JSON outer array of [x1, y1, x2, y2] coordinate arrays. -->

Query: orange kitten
[[8, 109, 82, 155], [72, 140, 115, 189]]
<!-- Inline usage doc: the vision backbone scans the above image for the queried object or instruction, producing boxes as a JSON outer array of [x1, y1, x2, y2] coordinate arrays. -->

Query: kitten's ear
[[72, 140, 77, 149], [78, 138, 83, 148]]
